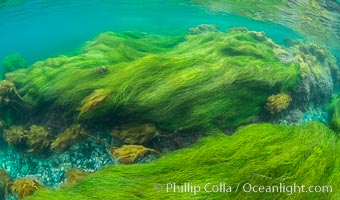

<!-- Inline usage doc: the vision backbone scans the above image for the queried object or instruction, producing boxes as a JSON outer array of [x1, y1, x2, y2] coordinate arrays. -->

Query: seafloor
[[0, 25, 339, 200]]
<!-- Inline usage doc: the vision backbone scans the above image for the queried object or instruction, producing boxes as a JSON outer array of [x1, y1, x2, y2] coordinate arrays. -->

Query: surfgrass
[[6, 30, 299, 130], [26, 122, 339, 200]]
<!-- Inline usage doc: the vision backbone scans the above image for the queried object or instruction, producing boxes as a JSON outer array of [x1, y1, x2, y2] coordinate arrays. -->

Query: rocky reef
[[291, 43, 339, 110], [0, 26, 339, 199], [3, 28, 304, 131], [2, 27, 336, 135]]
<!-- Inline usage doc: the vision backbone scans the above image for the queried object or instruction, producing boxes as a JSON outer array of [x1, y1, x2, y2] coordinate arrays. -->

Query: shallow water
[[0, 1, 339, 200], [0, 0, 303, 66]]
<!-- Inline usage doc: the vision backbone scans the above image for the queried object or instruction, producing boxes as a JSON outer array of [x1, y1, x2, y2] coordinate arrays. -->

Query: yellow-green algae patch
[[27, 122, 339, 200], [6, 30, 300, 130]]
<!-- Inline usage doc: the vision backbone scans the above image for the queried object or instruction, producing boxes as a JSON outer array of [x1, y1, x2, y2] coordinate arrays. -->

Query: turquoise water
[[1, 1, 340, 199], [0, 0, 303, 67]]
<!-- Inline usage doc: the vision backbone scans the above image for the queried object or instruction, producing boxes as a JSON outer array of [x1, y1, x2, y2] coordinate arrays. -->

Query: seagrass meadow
[[0, 5, 340, 198], [4, 29, 303, 131], [26, 122, 340, 200], [0, 26, 339, 199]]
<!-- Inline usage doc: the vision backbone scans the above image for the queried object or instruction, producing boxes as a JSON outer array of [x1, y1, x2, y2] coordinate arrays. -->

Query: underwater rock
[[109, 145, 161, 164], [189, 24, 219, 35], [0, 137, 114, 188], [60, 168, 90, 188], [330, 62, 340, 92], [299, 43, 328, 63], [0, 169, 12, 200], [265, 93, 292, 115], [11, 177, 42, 200], [110, 124, 159, 145], [50, 124, 86, 153], [291, 43, 336, 110], [6, 29, 338, 131], [23, 107, 72, 135], [5, 30, 301, 130], [273, 48, 296, 65], [226, 27, 248, 33], [269, 107, 327, 125], [285, 109, 304, 124], [247, 30, 282, 51]]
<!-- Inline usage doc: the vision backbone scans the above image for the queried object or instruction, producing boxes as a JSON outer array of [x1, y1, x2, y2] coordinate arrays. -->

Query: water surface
[[0, 0, 302, 67]]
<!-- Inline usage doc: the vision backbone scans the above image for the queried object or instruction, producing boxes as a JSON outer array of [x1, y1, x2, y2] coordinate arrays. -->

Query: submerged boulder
[[3, 28, 339, 132], [189, 24, 219, 35], [6, 29, 302, 131], [291, 43, 337, 110]]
